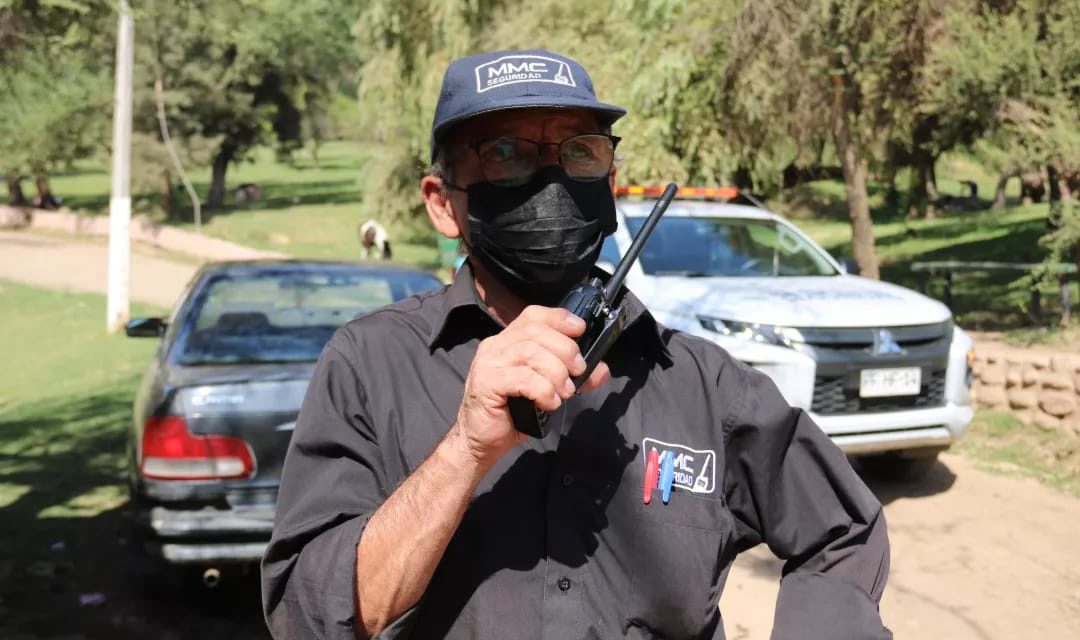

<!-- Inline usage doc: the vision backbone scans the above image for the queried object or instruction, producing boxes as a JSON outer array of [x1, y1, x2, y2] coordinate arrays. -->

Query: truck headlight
[[697, 315, 800, 349]]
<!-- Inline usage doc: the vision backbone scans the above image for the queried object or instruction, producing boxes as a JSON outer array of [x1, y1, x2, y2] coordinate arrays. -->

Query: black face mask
[[465, 166, 617, 306]]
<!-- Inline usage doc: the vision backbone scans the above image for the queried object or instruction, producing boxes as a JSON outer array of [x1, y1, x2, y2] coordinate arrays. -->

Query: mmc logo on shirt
[[642, 437, 717, 495], [474, 55, 576, 93]]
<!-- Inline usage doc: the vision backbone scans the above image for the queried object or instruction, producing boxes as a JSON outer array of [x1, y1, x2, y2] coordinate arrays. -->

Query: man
[[262, 49, 891, 640]]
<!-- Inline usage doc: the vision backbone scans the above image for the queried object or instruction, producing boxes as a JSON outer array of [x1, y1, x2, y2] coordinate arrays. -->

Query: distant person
[[263, 48, 891, 640], [358, 219, 393, 260], [234, 183, 260, 204]]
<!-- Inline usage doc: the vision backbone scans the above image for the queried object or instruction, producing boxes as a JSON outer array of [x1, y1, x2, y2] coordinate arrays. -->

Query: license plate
[[859, 367, 921, 398]]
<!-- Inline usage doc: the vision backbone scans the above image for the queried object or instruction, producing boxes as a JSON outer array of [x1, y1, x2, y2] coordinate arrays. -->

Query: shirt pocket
[[626, 492, 730, 638]]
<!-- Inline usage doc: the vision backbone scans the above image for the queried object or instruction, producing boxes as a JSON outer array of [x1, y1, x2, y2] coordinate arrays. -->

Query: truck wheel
[[859, 449, 941, 481]]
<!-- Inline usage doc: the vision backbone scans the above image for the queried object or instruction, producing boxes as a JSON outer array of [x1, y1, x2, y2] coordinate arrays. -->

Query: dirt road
[[721, 453, 1080, 639], [0, 229, 198, 309]]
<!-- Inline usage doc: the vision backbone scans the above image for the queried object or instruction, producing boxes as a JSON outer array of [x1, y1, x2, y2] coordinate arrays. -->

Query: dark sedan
[[124, 260, 444, 587]]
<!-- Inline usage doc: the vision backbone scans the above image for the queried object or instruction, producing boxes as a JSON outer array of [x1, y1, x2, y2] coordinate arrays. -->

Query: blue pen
[[659, 450, 676, 504]]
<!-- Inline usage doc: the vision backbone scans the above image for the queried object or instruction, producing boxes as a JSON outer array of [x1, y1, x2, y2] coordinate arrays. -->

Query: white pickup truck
[[601, 188, 975, 479]]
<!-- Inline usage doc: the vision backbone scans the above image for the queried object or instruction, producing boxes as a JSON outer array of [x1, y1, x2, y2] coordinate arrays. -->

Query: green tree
[[0, 0, 112, 206], [350, 0, 506, 223], [137, 0, 357, 210], [720, 0, 929, 279], [923, 0, 1080, 208]]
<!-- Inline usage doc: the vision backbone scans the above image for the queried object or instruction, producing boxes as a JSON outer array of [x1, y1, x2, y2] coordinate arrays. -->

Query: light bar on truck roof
[[614, 185, 740, 200]]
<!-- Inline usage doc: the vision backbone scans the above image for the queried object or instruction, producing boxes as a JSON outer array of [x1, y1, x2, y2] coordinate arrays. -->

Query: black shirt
[[262, 262, 891, 639]]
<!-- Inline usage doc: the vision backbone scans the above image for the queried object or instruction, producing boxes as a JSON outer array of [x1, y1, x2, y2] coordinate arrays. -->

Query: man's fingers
[[497, 367, 563, 413], [508, 342, 577, 399], [499, 323, 586, 378], [577, 360, 611, 394], [516, 305, 586, 337]]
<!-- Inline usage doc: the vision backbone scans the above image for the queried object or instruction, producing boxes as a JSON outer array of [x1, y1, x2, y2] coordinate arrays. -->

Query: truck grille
[[811, 370, 947, 415]]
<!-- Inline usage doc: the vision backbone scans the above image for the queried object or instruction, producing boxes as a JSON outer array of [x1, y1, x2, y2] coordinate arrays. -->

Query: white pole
[[106, 0, 134, 333]]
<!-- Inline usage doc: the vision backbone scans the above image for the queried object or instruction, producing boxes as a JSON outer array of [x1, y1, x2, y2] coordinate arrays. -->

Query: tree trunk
[[5, 174, 28, 206], [1047, 164, 1062, 230], [160, 170, 176, 221], [882, 160, 899, 211], [831, 76, 879, 280], [907, 156, 928, 219], [207, 139, 237, 210], [994, 169, 1018, 211], [1020, 170, 1045, 205], [841, 154, 878, 280], [33, 172, 59, 209], [732, 166, 754, 192], [907, 118, 937, 219]]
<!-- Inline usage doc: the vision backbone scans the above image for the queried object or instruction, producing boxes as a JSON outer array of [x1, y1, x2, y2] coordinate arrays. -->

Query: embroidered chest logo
[[474, 55, 576, 93], [642, 437, 717, 495]]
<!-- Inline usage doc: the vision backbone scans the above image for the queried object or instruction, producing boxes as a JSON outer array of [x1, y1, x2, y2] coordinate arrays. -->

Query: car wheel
[[859, 449, 941, 482]]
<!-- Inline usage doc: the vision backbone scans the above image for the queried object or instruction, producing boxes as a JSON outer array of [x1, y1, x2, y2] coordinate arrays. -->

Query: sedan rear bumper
[[160, 541, 268, 564], [147, 505, 276, 537], [137, 505, 275, 564]]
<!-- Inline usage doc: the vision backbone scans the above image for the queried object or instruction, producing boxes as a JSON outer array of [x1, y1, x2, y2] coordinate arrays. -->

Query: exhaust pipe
[[202, 567, 221, 589]]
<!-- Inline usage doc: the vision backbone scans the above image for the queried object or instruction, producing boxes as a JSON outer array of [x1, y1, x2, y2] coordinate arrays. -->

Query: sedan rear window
[[176, 269, 443, 365], [624, 216, 838, 277]]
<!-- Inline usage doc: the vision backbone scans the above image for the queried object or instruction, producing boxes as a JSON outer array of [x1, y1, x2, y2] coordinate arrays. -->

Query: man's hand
[[451, 305, 610, 467]]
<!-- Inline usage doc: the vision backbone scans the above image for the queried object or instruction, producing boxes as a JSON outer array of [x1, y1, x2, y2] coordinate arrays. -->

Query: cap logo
[[474, 55, 576, 93]]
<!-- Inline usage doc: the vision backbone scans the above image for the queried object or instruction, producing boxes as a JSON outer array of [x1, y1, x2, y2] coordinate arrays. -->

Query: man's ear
[[421, 175, 462, 239], [608, 166, 617, 193]]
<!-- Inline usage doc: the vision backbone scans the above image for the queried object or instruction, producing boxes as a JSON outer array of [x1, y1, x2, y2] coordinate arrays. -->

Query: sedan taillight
[[141, 416, 254, 480]]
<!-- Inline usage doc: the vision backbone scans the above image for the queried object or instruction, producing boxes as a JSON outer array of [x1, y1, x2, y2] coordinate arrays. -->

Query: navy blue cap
[[430, 49, 626, 162]]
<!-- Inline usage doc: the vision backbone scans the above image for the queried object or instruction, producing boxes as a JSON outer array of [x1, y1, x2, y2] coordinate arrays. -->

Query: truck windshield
[[624, 216, 838, 277], [176, 269, 443, 365]]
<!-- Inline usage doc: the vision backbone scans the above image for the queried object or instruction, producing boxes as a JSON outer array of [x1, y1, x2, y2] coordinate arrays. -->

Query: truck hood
[[643, 274, 952, 328]]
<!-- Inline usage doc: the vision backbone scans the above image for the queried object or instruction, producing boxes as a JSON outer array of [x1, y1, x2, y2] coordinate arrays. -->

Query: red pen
[[643, 447, 660, 504]]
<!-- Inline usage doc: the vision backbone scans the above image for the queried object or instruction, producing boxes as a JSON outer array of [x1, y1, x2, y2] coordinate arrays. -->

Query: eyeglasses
[[446, 134, 621, 188]]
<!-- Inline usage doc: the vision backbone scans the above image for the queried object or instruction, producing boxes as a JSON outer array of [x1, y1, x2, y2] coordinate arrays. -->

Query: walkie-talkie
[[508, 183, 679, 438]]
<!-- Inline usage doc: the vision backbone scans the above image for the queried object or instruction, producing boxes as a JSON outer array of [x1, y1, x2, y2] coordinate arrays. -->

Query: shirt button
[[557, 577, 571, 592], [561, 473, 574, 487]]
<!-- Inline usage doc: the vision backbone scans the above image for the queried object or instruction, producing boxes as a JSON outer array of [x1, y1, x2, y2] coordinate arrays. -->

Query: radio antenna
[[604, 182, 677, 301]]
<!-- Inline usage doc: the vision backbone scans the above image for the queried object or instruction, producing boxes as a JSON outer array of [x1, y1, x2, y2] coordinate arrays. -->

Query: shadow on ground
[[735, 457, 958, 581], [0, 388, 269, 639], [857, 458, 958, 506]]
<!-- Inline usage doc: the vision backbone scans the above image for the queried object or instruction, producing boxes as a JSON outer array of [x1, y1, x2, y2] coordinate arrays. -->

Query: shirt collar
[[425, 259, 499, 349], [426, 258, 669, 358]]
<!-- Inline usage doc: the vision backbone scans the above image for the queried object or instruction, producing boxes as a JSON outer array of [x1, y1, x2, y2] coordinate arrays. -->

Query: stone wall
[[971, 348, 1080, 437]]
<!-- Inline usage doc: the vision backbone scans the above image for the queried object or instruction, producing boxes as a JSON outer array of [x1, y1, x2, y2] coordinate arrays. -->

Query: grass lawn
[[954, 409, 1080, 497], [0, 280, 163, 520], [8, 141, 445, 270], [0, 282, 274, 638]]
